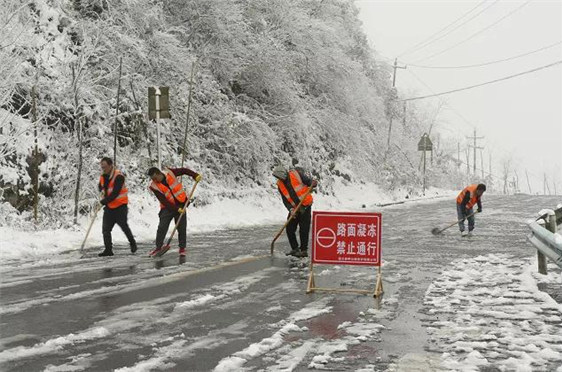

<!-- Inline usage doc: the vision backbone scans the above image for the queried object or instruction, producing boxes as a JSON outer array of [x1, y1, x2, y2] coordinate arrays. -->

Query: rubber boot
[[98, 249, 114, 257], [297, 249, 308, 258], [286, 248, 299, 257]]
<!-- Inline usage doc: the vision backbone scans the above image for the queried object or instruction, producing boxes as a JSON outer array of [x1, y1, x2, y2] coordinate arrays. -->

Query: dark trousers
[[286, 205, 312, 252], [156, 208, 187, 249], [457, 204, 475, 232], [102, 205, 136, 251]]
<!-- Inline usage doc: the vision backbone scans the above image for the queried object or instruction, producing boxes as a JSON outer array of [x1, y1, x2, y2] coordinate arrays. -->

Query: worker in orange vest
[[273, 165, 317, 258], [456, 183, 486, 236], [147, 166, 201, 257], [98, 157, 137, 256]]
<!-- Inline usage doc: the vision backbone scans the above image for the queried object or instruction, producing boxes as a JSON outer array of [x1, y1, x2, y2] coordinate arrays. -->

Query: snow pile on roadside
[[0, 327, 110, 364], [423, 254, 562, 371], [0, 181, 452, 261]]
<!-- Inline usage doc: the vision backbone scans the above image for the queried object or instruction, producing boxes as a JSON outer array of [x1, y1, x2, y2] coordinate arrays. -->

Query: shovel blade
[[431, 227, 442, 235]]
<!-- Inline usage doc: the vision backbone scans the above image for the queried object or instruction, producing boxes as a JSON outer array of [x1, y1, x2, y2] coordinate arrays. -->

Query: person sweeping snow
[[456, 183, 486, 236], [272, 165, 317, 258], [147, 166, 201, 257], [97, 157, 137, 257]]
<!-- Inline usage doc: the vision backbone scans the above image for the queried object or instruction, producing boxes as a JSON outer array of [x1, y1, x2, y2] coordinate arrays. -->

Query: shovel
[[154, 180, 199, 257], [431, 210, 479, 235], [270, 186, 315, 255], [80, 202, 103, 254]]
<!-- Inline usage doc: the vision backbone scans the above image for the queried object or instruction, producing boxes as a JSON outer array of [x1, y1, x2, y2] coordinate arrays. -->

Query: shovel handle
[[163, 180, 199, 247], [438, 210, 479, 234], [270, 186, 315, 255], [80, 201, 103, 252]]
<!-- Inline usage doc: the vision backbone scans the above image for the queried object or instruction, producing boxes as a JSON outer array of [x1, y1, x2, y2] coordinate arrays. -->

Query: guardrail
[[527, 205, 562, 273]]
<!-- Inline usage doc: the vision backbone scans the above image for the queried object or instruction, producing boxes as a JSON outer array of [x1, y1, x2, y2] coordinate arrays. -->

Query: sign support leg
[[307, 261, 316, 293], [374, 266, 384, 298]]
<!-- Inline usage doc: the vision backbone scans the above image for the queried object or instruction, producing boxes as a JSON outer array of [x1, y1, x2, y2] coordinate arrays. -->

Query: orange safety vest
[[149, 169, 187, 209], [456, 184, 480, 209], [277, 170, 313, 208], [99, 169, 128, 209]]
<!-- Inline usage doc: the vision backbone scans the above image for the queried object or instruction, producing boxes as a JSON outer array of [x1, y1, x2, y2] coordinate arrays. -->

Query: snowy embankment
[[0, 180, 453, 261], [422, 253, 562, 371]]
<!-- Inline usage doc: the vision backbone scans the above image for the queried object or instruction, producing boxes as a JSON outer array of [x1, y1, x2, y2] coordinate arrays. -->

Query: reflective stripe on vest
[[149, 170, 187, 208], [277, 170, 313, 207], [456, 184, 479, 209], [99, 169, 128, 209]]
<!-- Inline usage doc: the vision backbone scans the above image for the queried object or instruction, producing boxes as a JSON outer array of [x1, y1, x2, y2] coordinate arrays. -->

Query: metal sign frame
[[148, 87, 170, 119], [418, 133, 433, 151], [307, 211, 384, 297]]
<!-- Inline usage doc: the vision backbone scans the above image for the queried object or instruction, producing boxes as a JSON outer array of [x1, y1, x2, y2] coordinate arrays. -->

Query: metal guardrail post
[[537, 217, 548, 275], [536, 218, 547, 274], [547, 211, 558, 234], [537, 248, 547, 274], [540, 211, 558, 274], [528, 207, 562, 273]]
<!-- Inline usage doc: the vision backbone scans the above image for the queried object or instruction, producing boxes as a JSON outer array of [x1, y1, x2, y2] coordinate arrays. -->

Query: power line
[[402, 60, 562, 102], [398, 0, 496, 59], [406, 68, 479, 133], [412, 0, 532, 64], [406, 41, 562, 69], [405, 71, 551, 189]]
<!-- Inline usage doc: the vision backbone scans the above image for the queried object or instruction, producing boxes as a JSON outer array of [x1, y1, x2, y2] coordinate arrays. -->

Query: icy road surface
[[1, 195, 561, 371]]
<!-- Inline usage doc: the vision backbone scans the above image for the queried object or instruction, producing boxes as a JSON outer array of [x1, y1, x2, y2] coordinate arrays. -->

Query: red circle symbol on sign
[[316, 227, 336, 248]]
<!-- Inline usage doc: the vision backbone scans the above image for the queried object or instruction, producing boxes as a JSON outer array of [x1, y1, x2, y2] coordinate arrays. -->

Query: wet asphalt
[[0, 194, 560, 371]]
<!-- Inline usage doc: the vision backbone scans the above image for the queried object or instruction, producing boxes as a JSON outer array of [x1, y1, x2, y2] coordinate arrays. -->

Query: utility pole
[[422, 147, 426, 194], [32, 85, 38, 222], [457, 142, 460, 170], [386, 58, 406, 152], [113, 56, 123, 167], [544, 173, 551, 195], [155, 87, 162, 169], [457, 142, 461, 188], [392, 58, 406, 87], [465, 148, 470, 182], [480, 148, 484, 179], [467, 129, 484, 176], [525, 169, 532, 194], [181, 63, 196, 168]]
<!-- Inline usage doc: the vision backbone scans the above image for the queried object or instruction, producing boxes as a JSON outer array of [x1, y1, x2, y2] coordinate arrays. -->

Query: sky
[[355, 0, 562, 194]]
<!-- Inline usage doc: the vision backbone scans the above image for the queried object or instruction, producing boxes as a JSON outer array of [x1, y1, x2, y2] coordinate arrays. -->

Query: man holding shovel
[[456, 183, 486, 236], [273, 165, 317, 258], [98, 157, 137, 257], [147, 166, 201, 257]]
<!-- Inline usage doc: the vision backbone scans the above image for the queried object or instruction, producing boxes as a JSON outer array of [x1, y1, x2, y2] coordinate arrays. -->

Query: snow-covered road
[[1, 195, 560, 371]]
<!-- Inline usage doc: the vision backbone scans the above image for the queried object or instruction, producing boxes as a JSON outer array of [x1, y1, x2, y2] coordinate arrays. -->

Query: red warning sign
[[311, 211, 382, 266]]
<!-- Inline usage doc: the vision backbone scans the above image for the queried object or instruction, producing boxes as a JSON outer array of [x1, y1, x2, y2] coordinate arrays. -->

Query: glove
[[477, 207, 482, 213], [178, 207, 185, 214], [311, 180, 318, 188], [100, 199, 108, 206], [195, 174, 202, 182]]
